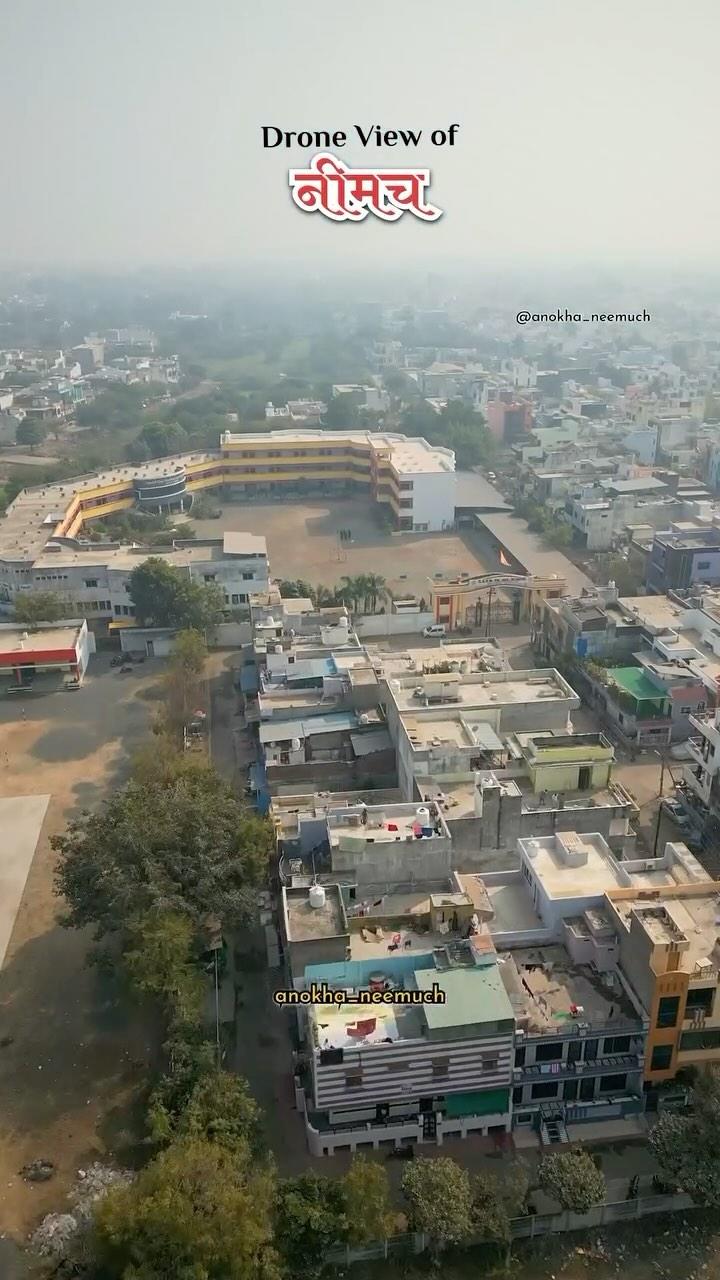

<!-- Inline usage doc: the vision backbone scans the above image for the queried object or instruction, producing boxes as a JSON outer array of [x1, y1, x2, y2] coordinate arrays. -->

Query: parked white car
[[422, 624, 446, 638]]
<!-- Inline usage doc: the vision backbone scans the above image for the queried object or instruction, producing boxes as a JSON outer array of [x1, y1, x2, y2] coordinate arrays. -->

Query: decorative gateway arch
[[428, 572, 568, 634]]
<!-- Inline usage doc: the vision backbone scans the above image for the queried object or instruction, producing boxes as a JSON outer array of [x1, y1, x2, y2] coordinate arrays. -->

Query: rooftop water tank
[[309, 884, 326, 910]]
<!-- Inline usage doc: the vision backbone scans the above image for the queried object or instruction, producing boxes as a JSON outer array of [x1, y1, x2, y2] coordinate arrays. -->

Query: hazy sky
[[4, 0, 720, 269]]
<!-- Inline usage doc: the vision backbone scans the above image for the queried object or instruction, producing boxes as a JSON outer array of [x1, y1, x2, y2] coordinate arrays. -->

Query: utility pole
[[213, 948, 221, 1067], [653, 747, 669, 856]]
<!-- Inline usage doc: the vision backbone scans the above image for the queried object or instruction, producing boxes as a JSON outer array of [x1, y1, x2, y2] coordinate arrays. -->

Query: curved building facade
[[133, 464, 188, 509]]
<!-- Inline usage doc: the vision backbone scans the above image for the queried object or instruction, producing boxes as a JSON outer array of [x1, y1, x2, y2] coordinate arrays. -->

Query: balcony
[[514, 1053, 644, 1085], [686, 736, 709, 768]]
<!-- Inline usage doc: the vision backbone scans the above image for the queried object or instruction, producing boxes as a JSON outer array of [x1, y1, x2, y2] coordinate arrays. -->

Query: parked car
[[662, 797, 692, 827], [422, 624, 446, 638]]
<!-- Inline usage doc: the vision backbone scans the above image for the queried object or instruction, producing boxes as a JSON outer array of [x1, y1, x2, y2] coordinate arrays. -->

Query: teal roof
[[415, 963, 514, 1032]]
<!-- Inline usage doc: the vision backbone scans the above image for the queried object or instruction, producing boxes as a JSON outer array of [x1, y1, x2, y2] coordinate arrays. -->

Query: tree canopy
[[93, 1137, 279, 1280], [53, 767, 273, 939], [14, 590, 67, 625], [16, 416, 48, 450], [401, 1157, 474, 1250], [128, 557, 225, 630], [343, 1155, 394, 1244], [274, 1171, 348, 1278], [400, 400, 497, 469], [538, 1149, 606, 1214], [649, 1067, 720, 1205]]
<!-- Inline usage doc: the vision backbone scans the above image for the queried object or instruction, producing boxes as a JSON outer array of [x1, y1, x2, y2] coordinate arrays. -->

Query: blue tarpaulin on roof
[[249, 761, 270, 814], [239, 664, 259, 694]]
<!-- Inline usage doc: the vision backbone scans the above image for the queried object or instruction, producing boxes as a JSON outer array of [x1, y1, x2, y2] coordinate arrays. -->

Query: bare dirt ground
[[0, 656, 164, 1239], [188, 497, 493, 600]]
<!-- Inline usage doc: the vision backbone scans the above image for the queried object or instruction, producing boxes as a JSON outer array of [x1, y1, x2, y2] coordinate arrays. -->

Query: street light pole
[[653, 748, 669, 856]]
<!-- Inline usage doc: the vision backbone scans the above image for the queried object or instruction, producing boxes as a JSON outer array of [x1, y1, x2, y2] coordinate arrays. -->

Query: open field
[[0, 657, 165, 1237], [188, 496, 494, 600]]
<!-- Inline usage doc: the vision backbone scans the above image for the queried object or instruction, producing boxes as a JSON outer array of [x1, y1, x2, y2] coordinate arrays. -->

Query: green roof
[[607, 666, 666, 703], [415, 963, 514, 1032]]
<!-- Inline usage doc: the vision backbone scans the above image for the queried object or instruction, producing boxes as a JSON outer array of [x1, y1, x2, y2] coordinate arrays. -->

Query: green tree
[[649, 1066, 720, 1204], [472, 1164, 529, 1257], [53, 769, 273, 939], [159, 630, 207, 741], [594, 552, 643, 596], [124, 909, 204, 1026], [401, 1157, 474, 1253], [93, 1137, 279, 1280], [13, 590, 66, 624], [129, 557, 225, 629], [538, 1149, 606, 1214], [363, 573, 388, 613], [147, 1031, 218, 1144], [274, 1171, 348, 1278], [278, 578, 314, 600], [139, 419, 188, 458], [544, 521, 572, 549], [16, 417, 47, 451], [130, 735, 217, 789], [175, 1070, 262, 1154], [343, 1155, 394, 1244], [323, 395, 359, 429]]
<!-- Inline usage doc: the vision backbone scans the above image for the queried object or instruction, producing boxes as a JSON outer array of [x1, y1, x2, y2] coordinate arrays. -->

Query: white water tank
[[416, 806, 430, 826], [291, 738, 302, 753], [309, 884, 326, 910]]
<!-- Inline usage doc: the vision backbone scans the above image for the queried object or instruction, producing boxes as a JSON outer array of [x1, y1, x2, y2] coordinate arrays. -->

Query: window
[[514, 1047, 526, 1068], [697, 561, 711, 570], [650, 1044, 673, 1071], [583, 1039, 598, 1061], [204, 574, 216, 582], [657, 996, 680, 1029], [345, 1072, 362, 1088], [512, 1086, 523, 1105], [685, 987, 715, 1016], [535, 1042, 563, 1063], [387, 1061, 408, 1073], [482, 1056, 499, 1073], [603, 1036, 631, 1055], [432, 1058, 450, 1078], [579, 1077, 595, 1101], [242, 572, 254, 580], [599, 1073, 627, 1093], [680, 1027, 720, 1051], [83, 579, 98, 588], [563, 1079, 578, 1101], [680, 706, 693, 715], [231, 594, 240, 605], [531, 1082, 559, 1100], [319, 1048, 343, 1065]]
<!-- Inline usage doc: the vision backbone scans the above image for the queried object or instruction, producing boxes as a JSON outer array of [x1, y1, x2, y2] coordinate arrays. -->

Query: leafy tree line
[[399, 400, 499, 470], [279, 573, 389, 614], [649, 1066, 720, 1205], [512, 495, 573, 549]]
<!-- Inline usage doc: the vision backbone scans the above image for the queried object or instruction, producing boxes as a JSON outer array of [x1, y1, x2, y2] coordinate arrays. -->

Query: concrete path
[[0, 794, 50, 970]]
